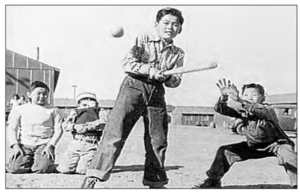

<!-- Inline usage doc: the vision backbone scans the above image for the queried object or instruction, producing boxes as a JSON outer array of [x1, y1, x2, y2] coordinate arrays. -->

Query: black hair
[[30, 81, 50, 92], [156, 7, 184, 26], [242, 83, 265, 96], [12, 94, 20, 100]]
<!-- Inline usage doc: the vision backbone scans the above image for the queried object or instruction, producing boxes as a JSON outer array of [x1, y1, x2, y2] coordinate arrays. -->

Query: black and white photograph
[[4, 4, 297, 189]]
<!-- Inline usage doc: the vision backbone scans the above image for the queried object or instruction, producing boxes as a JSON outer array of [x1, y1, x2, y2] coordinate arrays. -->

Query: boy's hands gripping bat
[[163, 62, 218, 76]]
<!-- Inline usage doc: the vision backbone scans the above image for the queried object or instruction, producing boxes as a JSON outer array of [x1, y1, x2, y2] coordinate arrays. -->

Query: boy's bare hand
[[63, 121, 75, 131], [42, 144, 55, 160], [216, 79, 231, 96], [229, 84, 239, 101], [217, 79, 240, 101], [149, 68, 167, 82], [84, 120, 105, 131], [74, 124, 87, 133], [12, 144, 25, 160]]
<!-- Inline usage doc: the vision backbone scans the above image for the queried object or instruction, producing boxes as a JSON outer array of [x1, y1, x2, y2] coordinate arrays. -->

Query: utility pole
[[37, 47, 40, 61], [72, 85, 77, 100]]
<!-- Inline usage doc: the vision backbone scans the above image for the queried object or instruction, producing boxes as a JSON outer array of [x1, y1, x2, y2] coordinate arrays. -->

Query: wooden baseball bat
[[163, 62, 218, 76]]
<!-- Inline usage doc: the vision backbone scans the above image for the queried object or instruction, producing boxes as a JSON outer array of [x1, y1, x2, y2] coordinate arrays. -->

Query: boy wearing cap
[[57, 92, 107, 175]]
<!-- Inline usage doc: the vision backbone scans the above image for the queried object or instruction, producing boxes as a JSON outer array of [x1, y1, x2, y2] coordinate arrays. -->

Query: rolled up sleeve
[[164, 50, 185, 88], [122, 34, 153, 76]]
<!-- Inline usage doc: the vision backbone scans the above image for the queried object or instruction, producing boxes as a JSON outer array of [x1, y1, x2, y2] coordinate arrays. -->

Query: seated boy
[[193, 79, 297, 188], [57, 92, 107, 174], [6, 81, 63, 173]]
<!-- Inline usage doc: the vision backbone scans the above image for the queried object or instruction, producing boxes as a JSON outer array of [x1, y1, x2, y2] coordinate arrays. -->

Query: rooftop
[[266, 93, 296, 104], [174, 106, 215, 114]]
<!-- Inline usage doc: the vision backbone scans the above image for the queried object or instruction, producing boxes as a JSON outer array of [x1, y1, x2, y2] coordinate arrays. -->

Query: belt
[[75, 138, 99, 144], [74, 133, 98, 140], [127, 73, 163, 86]]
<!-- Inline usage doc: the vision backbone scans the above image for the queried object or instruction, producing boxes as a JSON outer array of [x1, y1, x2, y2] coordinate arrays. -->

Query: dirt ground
[[5, 123, 297, 189]]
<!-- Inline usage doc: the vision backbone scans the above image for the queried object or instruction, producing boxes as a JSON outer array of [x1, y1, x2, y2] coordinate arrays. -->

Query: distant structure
[[54, 93, 296, 130], [5, 49, 60, 114], [266, 93, 297, 115], [267, 93, 297, 132], [170, 106, 215, 126]]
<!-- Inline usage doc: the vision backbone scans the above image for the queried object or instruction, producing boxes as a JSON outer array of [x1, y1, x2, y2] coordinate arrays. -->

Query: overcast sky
[[6, 5, 297, 106]]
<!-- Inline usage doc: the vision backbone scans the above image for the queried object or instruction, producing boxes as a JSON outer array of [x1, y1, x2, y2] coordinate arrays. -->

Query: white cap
[[76, 92, 97, 104]]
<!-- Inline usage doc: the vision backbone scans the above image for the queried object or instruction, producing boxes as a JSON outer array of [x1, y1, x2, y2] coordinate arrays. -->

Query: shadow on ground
[[222, 184, 291, 189], [112, 165, 183, 173]]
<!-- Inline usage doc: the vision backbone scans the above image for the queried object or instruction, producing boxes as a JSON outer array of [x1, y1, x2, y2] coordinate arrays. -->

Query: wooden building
[[266, 93, 297, 115], [5, 49, 60, 112], [170, 106, 215, 126], [266, 93, 297, 132]]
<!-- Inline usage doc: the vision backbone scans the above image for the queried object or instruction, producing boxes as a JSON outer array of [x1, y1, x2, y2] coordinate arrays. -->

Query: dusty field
[[5, 123, 297, 189]]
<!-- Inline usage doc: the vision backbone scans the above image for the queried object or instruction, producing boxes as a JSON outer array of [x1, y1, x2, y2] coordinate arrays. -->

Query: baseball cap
[[76, 92, 97, 104]]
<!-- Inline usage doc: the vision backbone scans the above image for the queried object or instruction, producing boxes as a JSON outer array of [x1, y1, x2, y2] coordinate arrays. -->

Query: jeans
[[87, 75, 169, 187], [6, 144, 56, 174], [57, 139, 98, 174], [206, 141, 297, 187]]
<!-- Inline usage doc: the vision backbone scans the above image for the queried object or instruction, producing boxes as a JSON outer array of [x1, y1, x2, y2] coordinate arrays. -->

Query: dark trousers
[[87, 76, 169, 187], [206, 141, 297, 187], [6, 144, 56, 174]]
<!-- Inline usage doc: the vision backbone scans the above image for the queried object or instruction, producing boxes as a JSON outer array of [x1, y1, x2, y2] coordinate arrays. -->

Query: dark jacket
[[215, 97, 294, 149]]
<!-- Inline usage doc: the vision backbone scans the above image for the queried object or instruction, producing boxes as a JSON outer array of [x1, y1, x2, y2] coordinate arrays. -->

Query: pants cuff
[[86, 168, 110, 181], [142, 178, 169, 187]]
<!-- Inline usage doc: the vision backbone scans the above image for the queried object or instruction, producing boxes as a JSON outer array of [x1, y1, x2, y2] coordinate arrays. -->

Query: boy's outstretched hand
[[216, 78, 239, 101], [229, 84, 239, 101]]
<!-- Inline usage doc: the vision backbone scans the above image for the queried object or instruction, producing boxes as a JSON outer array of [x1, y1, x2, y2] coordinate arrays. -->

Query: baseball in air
[[111, 26, 124, 38]]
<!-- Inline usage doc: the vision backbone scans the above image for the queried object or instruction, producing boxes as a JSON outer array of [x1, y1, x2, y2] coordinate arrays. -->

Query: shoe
[[149, 186, 166, 189], [81, 176, 100, 189], [192, 178, 221, 189]]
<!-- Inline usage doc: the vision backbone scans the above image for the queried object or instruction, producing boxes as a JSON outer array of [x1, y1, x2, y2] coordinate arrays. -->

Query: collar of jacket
[[148, 33, 175, 51]]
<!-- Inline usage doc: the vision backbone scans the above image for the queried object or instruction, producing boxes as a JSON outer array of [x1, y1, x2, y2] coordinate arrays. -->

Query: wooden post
[[37, 47, 40, 61]]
